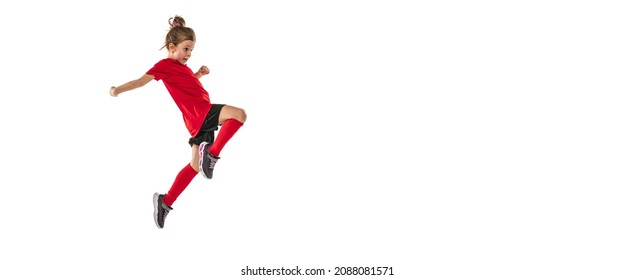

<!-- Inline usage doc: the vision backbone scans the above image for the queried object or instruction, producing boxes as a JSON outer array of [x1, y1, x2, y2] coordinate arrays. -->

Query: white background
[[1, 0, 633, 279]]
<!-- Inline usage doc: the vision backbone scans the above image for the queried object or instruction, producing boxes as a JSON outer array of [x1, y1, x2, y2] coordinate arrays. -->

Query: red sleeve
[[146, 59, 169, 81]]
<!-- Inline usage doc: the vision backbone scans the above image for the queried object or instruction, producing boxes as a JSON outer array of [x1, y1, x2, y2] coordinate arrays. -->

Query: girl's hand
[[110, 86, 118, 97], [196, 65, 210, 77]]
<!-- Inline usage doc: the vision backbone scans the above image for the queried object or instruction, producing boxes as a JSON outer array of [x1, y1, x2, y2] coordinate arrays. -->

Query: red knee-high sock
[[163, 164, 198, 206], [209, 118, 243, 157]]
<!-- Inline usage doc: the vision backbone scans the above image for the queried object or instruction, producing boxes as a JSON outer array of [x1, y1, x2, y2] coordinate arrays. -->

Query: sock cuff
[[224, 118, 244, 126]]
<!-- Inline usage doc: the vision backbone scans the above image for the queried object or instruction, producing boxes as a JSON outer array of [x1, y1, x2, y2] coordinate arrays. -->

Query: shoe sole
[[153, 192, 162, 229], [199, 142, 211, 179]]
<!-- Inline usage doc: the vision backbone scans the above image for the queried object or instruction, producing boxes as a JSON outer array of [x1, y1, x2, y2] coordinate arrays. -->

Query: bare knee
[[190, 161, 200, 172], [220, 106, 247, 124], [190, 144, 202, 172], [235, 108, 247, 123]]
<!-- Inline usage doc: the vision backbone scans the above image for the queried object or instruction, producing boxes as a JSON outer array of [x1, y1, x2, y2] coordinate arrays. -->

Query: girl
[[109, 16, 247, 229]]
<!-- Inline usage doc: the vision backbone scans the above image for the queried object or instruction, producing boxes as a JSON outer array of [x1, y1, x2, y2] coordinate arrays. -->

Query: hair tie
[[172, 22, 181, 28]]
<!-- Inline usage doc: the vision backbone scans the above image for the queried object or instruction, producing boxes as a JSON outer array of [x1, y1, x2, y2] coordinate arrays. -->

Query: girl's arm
[[110, 74, 155, 97]]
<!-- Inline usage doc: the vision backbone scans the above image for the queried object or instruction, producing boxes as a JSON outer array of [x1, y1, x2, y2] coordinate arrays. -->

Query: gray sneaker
[[153, 193, 173, 229], [198, 141, 220, 179]]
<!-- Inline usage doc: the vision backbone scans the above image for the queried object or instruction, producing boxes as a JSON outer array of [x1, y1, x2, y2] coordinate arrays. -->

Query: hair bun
[[169, 16, 186, 29]]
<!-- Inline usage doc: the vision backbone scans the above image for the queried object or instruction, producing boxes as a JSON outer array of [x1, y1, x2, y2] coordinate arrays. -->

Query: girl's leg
[[162, 145, 201, 206], [199, 105, 246, 179], [154, 147, 200, 228], [190, 144, 202, 172], [208, 105, 247, 156]]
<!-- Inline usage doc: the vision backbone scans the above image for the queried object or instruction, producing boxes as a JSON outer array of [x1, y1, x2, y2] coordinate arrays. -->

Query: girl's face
[[168, 40, 195, 64]]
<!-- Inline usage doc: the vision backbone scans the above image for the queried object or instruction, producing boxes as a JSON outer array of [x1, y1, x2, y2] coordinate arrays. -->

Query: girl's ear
[[168, 43, 176, 52]]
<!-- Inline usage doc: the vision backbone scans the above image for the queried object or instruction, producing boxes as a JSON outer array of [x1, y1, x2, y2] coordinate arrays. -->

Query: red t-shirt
[[147, 58, 212, 137]]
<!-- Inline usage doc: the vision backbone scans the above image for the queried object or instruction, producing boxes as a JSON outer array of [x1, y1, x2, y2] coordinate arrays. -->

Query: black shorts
[[188, 104, 225, 147]]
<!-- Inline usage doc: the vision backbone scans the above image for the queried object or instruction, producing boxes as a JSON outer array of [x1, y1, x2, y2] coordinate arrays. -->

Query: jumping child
[[109, 15, 247, 229]]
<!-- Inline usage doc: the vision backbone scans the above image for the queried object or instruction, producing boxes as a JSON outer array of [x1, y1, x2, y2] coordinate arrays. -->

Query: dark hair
[[161, 16, 196, 50]]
